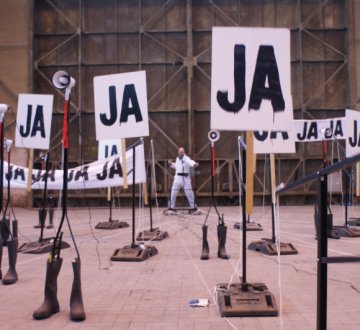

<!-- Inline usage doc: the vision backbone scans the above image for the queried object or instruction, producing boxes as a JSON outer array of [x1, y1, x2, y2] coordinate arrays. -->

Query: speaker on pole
[[52, 70, 75, 90]]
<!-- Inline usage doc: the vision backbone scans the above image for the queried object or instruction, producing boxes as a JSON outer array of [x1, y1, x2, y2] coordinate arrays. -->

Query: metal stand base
[[333, 225, 360, 238], [348, 218, 360, 226], [216, 282, 278, 317], [111, 244, 158, 262], [164, 207, 201, 215], [95, 220, 129, 230], [234, 222, 262, 231], [18, 238, 70, 254], [248, 238, 298, 255], [136, 228, 168, 241]]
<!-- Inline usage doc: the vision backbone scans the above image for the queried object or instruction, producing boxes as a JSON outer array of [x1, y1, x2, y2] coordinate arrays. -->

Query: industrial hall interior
[[1, 1, 360, 329]]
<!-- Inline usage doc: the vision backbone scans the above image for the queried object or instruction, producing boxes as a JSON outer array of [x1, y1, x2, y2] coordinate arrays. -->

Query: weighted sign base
[[333, 225, 360, 238], [111, 244, 158, 262], [348, 218, 360, 226], [136, 228, 168, 241], [18, 238, 70, 254], [248, 238, 298, 255], [95, 220, 129, 230], [234, 222, 262, 231], [216, 282, 278, 317]]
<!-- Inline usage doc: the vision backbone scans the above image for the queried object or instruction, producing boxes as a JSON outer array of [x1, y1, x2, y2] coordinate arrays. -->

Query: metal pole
[[241, 146, 248, 290], [39, 153, 50, 242], [131, 145, 136, 247], [109, 188, 112, 222], [148, 171, 154, 231], [317, 174, 328, 330], [344, 168, 349, 226]]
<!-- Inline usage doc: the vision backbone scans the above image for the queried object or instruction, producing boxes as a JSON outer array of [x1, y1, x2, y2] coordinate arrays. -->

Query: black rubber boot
[[12, 220, 18, 248], [314, 206, 340, 240], [12, 219, 18, 239], [70, 258, 86, 321], [33, 258, 63, 320], [217, 224, 229, 259], [314, 206, 319, 239], [0, 238, 3, 279], [2, 239, 18, 285], [47, 208, 54, 229], [34, 209, 47, 229], [0, 218, 10, 245], [200, 225, 209, 260], [327, 214, 340, 239]]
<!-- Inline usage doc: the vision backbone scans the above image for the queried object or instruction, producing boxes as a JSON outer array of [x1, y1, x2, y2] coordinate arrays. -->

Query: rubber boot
[[0, 238, 2, 279], [314, 206, 319, 239], [314, 206, 340, 240], [47, 208, 54, 229], [327, 214, 340, 239], [34, 209, 47, 229], [217, 224, 229, 259], [0, 218, 10, 245], [2, 239, 18, 285], [33, 258, 63, 320], [12, 220, 18, 248], [200, 225, 209, 260], [70, 258, 86, 321], [12, 219, 18, 239]]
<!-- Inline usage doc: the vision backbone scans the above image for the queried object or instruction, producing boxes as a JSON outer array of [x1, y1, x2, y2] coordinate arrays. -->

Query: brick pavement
[[0, 205, 359, 329]]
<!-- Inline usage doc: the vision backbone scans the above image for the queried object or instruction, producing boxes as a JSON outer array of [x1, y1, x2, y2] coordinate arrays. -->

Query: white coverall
[[170, 155, 196, 209]]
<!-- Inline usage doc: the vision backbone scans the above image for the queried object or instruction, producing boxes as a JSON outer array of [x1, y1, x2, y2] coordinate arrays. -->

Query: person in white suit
[[168, 147, 199, 209]]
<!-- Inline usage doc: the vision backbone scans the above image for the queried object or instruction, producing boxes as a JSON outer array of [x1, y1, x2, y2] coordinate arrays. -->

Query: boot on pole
[[70, 258, 86, 321], [200, 225, 210, 260], [2, 239, 18, 285], [33, 258, 63, 320], [217, 223, 229, 259]]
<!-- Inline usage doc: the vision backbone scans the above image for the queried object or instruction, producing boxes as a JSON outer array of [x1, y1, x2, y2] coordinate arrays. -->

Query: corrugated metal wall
[[31, 0, 353, 206]]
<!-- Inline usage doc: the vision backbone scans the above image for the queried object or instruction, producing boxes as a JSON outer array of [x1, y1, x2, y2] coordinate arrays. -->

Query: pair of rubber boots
[[34, 208, 54, 229], [0, 238, 18, 285], [200, 224, 229, 260], [33, 258, 86, 321], [314, 206, 340, 240]]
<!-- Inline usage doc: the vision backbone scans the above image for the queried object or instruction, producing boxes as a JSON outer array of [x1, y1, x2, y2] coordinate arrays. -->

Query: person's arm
[[185, 155, 199, 168], [168, 159, 176, 169]]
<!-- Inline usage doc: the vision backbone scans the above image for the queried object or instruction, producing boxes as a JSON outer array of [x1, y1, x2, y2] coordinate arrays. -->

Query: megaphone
[[0, 104, 9, 123], [208, 129, 220, 143], [52, 70, 75, 90], [4, 138, 12, 152], [0, 104, 9, 113]]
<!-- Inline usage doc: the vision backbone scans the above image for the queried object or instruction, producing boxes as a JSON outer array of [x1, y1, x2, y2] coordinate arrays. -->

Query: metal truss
[[33, 0, 350, 205]]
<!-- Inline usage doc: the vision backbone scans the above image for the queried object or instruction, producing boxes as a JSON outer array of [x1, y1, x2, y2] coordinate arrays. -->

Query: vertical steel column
[[186, 0, 194, 155]]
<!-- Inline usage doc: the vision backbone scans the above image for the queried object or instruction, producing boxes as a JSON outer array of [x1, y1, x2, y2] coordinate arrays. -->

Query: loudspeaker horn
[[52, 70, 75, 90], [5, 139, 13, 152], [0, 104, 9, 113], [208, 129, 220, 143]]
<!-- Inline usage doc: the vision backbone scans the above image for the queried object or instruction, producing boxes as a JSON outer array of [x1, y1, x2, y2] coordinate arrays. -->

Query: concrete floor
[[0, 204, 360, 329]]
